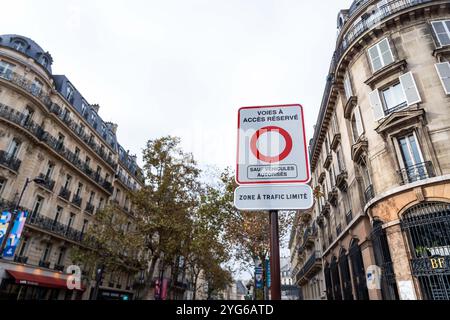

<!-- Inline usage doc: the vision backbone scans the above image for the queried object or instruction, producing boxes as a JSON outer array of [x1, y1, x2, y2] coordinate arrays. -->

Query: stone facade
[[290, 0, 450, 300], [0, 34, 145, 300]]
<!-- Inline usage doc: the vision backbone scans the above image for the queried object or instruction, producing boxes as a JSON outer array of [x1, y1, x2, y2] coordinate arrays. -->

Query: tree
[[130, 136, 201, 297], [71, 204, 145, 299], [219, 168, 294, 299]]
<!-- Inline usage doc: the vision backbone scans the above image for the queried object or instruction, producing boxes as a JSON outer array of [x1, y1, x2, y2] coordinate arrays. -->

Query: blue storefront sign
[[3, 211, 28, 259]]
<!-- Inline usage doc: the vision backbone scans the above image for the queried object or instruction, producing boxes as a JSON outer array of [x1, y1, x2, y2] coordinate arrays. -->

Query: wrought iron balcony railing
[[71, 194, 83, 207], [28, 213, 84, 243], [0, 150, 21, 172], [296, 251, 322, 284], [39, 260, 51, 269], [398, 161, 435, 185], [37, 173, 55, 192], [14, 255, 28, 264], [59, 187, 71, 201], [0, 104, 114, 195], [85, 202, 95, 214], [0, 69, 118, 169]]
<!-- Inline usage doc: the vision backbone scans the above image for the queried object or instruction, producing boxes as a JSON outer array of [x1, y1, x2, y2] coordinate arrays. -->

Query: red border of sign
[[236, 104, 311, 185]]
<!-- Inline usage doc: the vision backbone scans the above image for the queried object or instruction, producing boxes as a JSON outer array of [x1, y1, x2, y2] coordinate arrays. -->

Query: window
[[56, 247, 66, 266], [75, 182, 83, 197], [12, 40, 27, 52], [44, 161, 54, 179], [81, 219, 88, 234], [42, 243, 52, 262], [336, 148, 345, 173], [369, 72, 421, 121], [343, 72, 353, 99], [66, 84, 75, 103], [61, 108, 71, 121], [88, 191, 95, 204], [99, 197, 104, 210], [0, 61, 14, 79], [96, 166, 102, 177], [105, 173, 110, 183], [431, 20, 450, 47], [31, 196, 44, 218], [398, 132, 425, 170], [368, 38, 394, 72], [81, 101, 88, 116], [381, 82, 407, 114], [351, 106, 364, 142], [23, 106, 34, 125], [0, 178, 6, 196], [115, 189, 121, 202], [17, 237, 29, 257], [85, 157, 91, 167], [31, 79, 43, 96], [41, 56, 49, 68], [64, 174, 72, 189], [435, 62, 450, 95], [57, 133, 65, 149], [54, 206, 63, 225], [67, 213, 76, 229], [74, 147, 80, 159], [6, 138, 21, 158]]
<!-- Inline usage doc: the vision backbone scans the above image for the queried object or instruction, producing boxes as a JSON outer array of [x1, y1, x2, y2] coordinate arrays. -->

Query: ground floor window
[[349, 240, 369, 300], [401, 202, 450, 300], [330, 257, 342, 300]]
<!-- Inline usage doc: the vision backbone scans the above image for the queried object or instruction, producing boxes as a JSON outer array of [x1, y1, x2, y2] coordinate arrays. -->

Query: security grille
[[401, 202, 450, 300]]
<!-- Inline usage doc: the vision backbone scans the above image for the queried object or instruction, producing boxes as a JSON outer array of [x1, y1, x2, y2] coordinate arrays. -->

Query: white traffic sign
[[236, 104, 310, 185], [234, 184, 313, 211]]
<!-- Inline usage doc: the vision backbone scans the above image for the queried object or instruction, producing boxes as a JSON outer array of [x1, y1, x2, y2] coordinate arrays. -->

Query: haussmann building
[[290, 0, 450, 300]]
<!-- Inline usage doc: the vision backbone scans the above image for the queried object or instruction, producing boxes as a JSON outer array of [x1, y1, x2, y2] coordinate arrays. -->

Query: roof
[[0, 34, 53, 73]]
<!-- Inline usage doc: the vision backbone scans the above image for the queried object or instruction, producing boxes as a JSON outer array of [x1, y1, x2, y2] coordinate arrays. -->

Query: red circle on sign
[[250, 126, 293, 163]]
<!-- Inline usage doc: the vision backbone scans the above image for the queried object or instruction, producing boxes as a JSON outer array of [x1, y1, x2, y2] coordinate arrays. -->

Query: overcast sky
[[1, 0, 354, 172]]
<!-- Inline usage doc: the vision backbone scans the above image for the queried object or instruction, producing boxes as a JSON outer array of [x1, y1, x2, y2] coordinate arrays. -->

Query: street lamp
[[0, 176, 45, 257]]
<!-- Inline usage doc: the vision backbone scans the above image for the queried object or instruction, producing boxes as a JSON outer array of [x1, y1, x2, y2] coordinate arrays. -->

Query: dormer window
[[12, 39, 27, 53], [81, 100, 88, 116], [66, 84, 75, 103], [40, 56, 49, 68]]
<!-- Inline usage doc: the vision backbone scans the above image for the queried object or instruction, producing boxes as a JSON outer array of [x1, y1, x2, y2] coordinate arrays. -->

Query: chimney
[[106, 122, 118, 134], [91, 104, 100, 113]]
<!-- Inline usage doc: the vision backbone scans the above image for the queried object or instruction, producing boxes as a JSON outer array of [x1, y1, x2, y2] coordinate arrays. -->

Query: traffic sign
[[236, 104, 310, 185], [234, 184, 313, 211]]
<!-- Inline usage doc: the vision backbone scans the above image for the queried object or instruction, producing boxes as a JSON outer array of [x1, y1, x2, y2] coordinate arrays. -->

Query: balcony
[[59, 187, 71, 202], [0, 150, 21, 173], [37, 173, 55, 192], [14, 256, 28, 264], [345, 210, 353, 226], [0, 105, 114, 195], [302, 227, 315, 249], [323, 153, 333, 170], [71, 194, 83, 208], [295, 251, 322, 285], [397, 161, 435, 186], [335, 171, 348, 191], [321, 202, 330, 218], [85, 202, 95, 214], [39, 260, 51, 269], [54, 264, 65, 272], [27, 213, 84, 243], [327, 188, 338, 207], [364, 184, 375, 204]]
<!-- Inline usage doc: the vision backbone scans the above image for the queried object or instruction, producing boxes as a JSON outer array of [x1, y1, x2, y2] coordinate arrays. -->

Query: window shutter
[[435, 62, 450, 95], [354, 106, 364, 137], [368, 45, 382, 72], [344, 72, 353, 99], [399, 72, 421, 105], [431, 21, 450, 47], [369, 89, 384, 121], [379, 38, 394, 67]]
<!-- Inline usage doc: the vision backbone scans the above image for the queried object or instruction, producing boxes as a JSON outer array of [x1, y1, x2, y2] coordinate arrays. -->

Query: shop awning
[[6, 270, 85, 291]]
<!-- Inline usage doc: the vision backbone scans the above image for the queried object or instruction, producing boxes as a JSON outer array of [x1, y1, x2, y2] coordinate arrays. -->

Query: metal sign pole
[[269, 210, 281, 300]]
